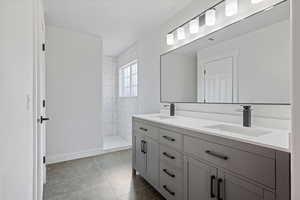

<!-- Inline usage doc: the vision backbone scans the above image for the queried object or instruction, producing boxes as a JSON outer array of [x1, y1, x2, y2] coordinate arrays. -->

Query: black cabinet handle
[[139, 127, 148, 132], [163, 152, 175, 160], [141, 141, 144, 153], [163, 185, 175, 196], [217, 178, 223, 200], [162, 135, 175, 142], [141, 140, 147, 154], [163, 169, 175, 178], [210, 175, 216, 198], [205, 150, 228, 160]]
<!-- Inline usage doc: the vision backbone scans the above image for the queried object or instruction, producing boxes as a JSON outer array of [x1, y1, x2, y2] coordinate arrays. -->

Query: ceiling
[[45, 0, 194, 56]]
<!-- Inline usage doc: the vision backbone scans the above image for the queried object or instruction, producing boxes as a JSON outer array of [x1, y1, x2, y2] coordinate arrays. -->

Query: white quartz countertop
[[133, 113, 290, 152]]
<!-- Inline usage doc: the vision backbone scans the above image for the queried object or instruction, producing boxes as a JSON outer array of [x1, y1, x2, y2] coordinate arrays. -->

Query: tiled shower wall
[[102, 56, 117, 136]]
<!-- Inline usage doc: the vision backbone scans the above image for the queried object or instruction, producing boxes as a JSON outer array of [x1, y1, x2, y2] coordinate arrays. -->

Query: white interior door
[[37, 1, 47, 199], [203, 57, 234, 103], [198, 50, 238, 103]]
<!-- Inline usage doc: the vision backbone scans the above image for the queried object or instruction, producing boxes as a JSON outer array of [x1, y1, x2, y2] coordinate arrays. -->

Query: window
[[119, 60, 138, 97]]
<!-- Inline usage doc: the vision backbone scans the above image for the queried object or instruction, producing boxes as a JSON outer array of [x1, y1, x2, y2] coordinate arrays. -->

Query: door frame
[[33, 0, 46, 200]]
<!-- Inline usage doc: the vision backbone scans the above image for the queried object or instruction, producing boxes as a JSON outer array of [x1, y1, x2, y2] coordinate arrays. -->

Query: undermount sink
[[205, 124, 270, 137]]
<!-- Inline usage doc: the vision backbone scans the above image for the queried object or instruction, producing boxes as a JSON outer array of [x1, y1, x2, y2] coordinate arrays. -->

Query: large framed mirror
[[160, 0, 290, 105]]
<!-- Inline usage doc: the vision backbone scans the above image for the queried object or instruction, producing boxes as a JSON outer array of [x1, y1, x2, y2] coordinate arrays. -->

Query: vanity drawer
[[160, 171, 183, 200], [134, 121, 159, 140], [184, 135, 275, 188], [159, 129, 183, 151], [160, 145, 183, 169], [160, 161, 183, 189]]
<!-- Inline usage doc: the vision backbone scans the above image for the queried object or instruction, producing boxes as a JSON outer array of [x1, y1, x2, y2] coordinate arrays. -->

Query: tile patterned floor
[[44, 150, 165, 200]]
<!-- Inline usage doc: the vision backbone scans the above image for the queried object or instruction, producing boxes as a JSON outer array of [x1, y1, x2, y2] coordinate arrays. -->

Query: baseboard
[[47, 145, 132, 164]]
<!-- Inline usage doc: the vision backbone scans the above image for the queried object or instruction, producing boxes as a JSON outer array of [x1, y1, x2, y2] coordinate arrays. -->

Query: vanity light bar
[[189, 18, 200, 34], [165, 0, 267, 46], [177, 27, 186, 40], [166, 0, 225, 46], [205, 9, 216, 26], [225, 0, 239, 16], [166, 33, 175, 45]]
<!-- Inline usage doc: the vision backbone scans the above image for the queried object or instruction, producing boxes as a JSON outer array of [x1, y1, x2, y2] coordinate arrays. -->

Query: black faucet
[[170, 103, 175, 116], [242, 105, 252, 127]]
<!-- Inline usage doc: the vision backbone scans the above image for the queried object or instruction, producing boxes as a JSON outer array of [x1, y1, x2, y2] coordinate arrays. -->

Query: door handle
[[40, 116, 50, 124], [210, 175, 216, 198], [217, 178, 223, 200]]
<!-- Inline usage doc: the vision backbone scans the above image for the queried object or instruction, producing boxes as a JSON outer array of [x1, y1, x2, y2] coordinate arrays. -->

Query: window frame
[[119, 60, 138, 98]]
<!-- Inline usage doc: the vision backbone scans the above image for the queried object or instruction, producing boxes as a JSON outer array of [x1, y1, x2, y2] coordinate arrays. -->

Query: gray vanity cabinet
[[184, 157, 217, 200], [184, 157, 275, 200], [132, 118, 290, 200], [145, 136, 160, 186], [135, 132, 147, 177], [218, 170, 275, 200], [133, 122, 160, 188]]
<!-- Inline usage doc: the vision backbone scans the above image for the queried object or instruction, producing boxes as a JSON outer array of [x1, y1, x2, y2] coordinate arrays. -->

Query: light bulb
[[189, 18, 199, 34], [225, 0, 238, 16], [166, 33, 174, 45], [205, 9, 216, 26], [251, 0, 263, 4], [177, 27, 186, 40]]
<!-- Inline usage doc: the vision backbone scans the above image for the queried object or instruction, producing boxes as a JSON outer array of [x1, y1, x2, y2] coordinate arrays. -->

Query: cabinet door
[[219, 170, 275, 200], [135, 134, 146, 177], [185, 158, 218, 200], [145, 136, 159, 187]]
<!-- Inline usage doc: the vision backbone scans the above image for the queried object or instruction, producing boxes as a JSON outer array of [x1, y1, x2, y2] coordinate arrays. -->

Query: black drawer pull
[[205, 150, 228, 160], [210, 175, 216, 198], [162, 135, 175, 142], [139, 127, 148, 132], [163, 185, 175, 196], [163, 152, 175, 160], [217, 178, 223, 200], [163, 169, 175, 178]]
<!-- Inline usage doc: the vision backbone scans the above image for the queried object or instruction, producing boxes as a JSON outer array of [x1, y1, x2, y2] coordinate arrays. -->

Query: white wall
[[46, 26, 103, 163], [115, 33, 162, 142], [291, 0, 300, 199], [103, 56, 117, 136], [0, 0, 36, 199]]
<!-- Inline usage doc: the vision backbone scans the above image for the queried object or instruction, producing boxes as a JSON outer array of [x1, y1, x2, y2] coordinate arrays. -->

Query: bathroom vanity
[[132, 0, 291, 199], [132, 114, 290, 200]]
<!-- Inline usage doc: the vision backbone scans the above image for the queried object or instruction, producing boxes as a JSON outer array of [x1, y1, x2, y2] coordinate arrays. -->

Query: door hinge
[[42, 43, 46, 51], [43, 156, 46, 164], [43, 100, 46, 108]]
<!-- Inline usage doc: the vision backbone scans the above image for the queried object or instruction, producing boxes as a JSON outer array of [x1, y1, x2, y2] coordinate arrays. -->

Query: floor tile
[[44, 150, 164, 200]]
